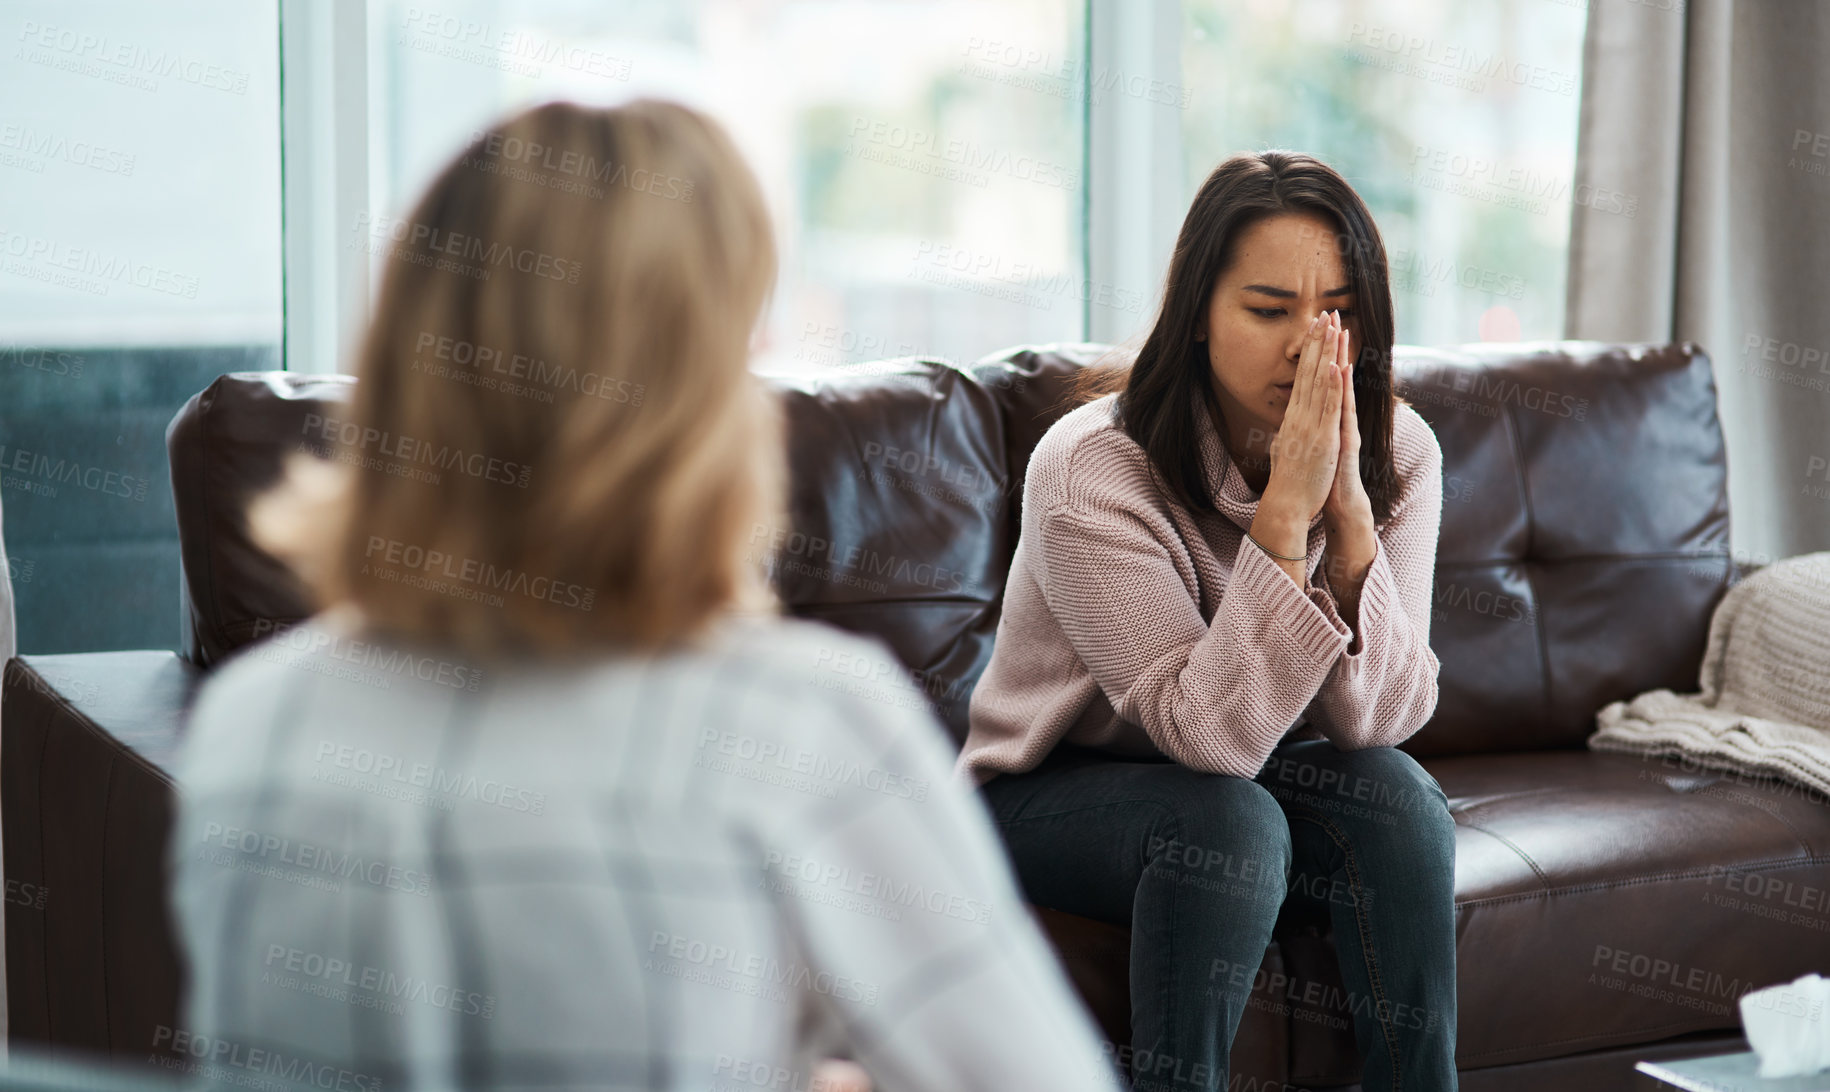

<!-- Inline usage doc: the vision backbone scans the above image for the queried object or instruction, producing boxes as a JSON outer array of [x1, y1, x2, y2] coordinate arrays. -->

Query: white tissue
[[1738, 973, 1830, 1078]]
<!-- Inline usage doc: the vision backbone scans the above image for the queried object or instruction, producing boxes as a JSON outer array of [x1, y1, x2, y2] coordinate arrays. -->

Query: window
[[1180, 0, 1588, 345], [1, 0, 1595, 654], [0, 0, 282, 652], [369, 0, 1088, 375]]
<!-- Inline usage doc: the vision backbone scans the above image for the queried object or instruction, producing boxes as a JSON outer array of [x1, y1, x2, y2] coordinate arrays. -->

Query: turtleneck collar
[[1192, 396, 1327, 540]]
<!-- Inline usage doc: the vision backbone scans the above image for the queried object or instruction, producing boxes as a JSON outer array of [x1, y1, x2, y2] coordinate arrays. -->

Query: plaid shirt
[[171, 610, 1121, 1092]]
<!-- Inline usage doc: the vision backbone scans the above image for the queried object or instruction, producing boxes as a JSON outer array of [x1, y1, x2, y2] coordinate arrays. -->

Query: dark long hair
[[1074, 151, 1404, 525]]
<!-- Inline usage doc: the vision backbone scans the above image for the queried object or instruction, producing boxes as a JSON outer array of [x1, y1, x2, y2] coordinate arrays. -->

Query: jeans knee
[[1331, 746, 1456, 852], [1267, 742, 1454, 843], [1143, 774, 1293, 893]]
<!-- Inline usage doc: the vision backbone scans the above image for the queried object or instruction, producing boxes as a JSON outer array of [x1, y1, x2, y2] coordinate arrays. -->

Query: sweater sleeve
[[1034, 491, 1352, 779], [1306, 421, 1445, 749]]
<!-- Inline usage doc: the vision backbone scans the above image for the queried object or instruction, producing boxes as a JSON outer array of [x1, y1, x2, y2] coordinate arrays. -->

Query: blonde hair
[[254, 99, 784, 657]]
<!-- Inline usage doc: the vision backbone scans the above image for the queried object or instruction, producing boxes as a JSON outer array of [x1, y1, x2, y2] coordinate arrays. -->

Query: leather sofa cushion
[[1434, 749, 1830, 1068], [1394, 343, 1730, 756], [767, 359, 1013, 742], [965, 342, 1115, 547], [1039, 748, 1824, 1081]]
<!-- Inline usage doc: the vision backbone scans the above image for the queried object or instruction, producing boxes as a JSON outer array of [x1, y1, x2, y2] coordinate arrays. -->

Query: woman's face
[[1198, 210, 1358, 452]]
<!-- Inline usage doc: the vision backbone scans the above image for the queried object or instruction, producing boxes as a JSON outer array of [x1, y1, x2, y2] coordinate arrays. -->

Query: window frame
[[280, 0, 372, 375], [279, 1, 1569, 363], [1083, 0, 1184, 347]]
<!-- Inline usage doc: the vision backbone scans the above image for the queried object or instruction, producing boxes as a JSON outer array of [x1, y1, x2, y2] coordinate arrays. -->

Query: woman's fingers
[[1290, 312, 1323, 419], [1339, 325, 1356, 439], [1273, 307, 1361, 515], [1317, 315, 1340, 427], [1300, 311, 1334, 423], [1323, 353, 1343, 424], [1274, 311, 1351, 516]]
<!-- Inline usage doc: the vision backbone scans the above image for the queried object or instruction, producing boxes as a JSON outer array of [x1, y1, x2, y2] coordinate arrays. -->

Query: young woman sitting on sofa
[[959, 151, 1459, 1092], [168, 99, 1123, 1092]]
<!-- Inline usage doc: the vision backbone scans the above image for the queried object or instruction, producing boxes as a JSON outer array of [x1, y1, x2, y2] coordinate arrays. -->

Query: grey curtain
[[1566, 0, 1830, 564]]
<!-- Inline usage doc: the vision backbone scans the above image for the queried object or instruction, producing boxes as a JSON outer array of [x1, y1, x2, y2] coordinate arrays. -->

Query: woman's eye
[[1336, 308, 1356, 319], [1249, 308, 1285, 318]]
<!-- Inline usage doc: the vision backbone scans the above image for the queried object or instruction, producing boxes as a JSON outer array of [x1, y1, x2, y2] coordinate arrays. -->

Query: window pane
[[370, 0, 1087, 373], [1181, 0, 1587, 344], [0, 0, 282, 653]]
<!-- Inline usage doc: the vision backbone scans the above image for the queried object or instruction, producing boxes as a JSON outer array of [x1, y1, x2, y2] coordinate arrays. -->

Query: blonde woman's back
[[173, 611, 1122, 1092], [172, 97, 1119, 1092]]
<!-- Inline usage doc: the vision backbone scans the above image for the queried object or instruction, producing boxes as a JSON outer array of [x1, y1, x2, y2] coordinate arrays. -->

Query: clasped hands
[[1253, 311, 1378, 613]]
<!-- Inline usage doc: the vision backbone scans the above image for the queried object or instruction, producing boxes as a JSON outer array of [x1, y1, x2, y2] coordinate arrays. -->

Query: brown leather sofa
[[6, 341, 1826, 1089]]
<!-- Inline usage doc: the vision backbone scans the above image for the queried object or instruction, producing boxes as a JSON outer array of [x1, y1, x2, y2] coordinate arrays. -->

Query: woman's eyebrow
[[1240, 284, 1355, 298]]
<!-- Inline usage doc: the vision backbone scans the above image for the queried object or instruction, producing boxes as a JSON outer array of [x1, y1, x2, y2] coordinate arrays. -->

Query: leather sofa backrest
[[761, 358, 1017, 739], [1391, 341, 1732, 754], [969, 341, 1734, 756], [166, 341, 1733, 756], [167, 372, 356, 668], [165, 361, 1018, 742]]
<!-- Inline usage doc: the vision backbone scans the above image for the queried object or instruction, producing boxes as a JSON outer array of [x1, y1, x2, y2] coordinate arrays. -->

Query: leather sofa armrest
[[2, 652, 199, 1062]]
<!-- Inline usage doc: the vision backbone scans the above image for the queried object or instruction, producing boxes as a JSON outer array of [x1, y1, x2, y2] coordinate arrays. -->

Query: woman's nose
[[1284, 311, 1324, 358]]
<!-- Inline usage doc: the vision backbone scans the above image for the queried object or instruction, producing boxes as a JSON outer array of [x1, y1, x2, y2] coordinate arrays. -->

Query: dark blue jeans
[[982, 739, 1458, 1092]]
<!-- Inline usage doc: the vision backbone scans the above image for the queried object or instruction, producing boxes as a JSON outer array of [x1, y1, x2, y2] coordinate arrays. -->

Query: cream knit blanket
[[1590, 551, 1830, 797]]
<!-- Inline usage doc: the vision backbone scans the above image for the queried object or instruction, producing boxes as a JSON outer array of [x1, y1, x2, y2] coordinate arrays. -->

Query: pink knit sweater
[[957, 392, 1444, 785]]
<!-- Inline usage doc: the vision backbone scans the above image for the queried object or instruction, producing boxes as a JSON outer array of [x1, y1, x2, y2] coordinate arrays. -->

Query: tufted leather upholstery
[[1390, 343, 1733, 757], [761, 360, 1013, 741], [1421, 749, 1830, 1068], [168, 344, 1737, 757], [12, 342, 1817, 1090], [962, 341, 1737, 760], [166, 371, 356, 669], [954, 344, 1823, 1082]]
